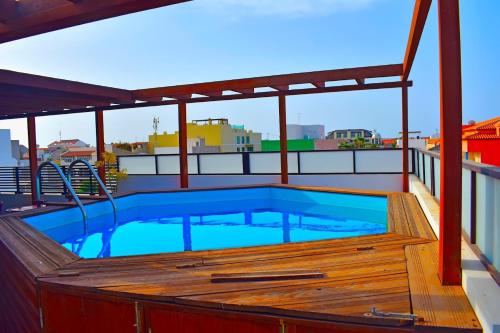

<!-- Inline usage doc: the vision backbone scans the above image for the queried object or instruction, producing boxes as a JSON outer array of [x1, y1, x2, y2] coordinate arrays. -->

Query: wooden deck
[[0, 187, 482, 333]]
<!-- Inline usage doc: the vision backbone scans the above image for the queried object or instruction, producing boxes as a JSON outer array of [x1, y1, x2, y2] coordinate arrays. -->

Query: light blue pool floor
[[25, 188, 388, 259], [56, 210, 387, 259]]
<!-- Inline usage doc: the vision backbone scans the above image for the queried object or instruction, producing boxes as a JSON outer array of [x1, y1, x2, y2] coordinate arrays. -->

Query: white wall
[[118, 174, 402, 193], [0, 129, 18, 167]]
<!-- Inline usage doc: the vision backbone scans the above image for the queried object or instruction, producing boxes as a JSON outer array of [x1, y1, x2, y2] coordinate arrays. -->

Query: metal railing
[[36, 162, 88, 232], [68, 159, 117, 225], [415, 149, 500, 276], [0, 164, 118, 195]]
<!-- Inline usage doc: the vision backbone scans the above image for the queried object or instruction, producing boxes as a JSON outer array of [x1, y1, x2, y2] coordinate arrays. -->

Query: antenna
[[153, 117, 160, 135]]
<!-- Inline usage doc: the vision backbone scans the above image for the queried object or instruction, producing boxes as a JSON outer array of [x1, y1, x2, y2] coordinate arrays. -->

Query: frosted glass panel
[[423, 155, 431, 190], [250, 153, 297, 174], [119, 156, 156, 174], [461, 168, 471, 238], [356, 150, 402, 173], [434, 158, 440, 200], [300, 151, 353, 173], [475, 174, 500, 270], [157, 155, 198, 174], [199, 154, 242, 174]]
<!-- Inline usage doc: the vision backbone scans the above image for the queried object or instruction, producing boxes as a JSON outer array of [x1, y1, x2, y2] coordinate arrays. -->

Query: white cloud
[[198, 0, 379, 17]]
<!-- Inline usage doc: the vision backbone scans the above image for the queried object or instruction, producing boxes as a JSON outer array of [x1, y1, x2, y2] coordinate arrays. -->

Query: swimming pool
[[24, 187, 388, 259]]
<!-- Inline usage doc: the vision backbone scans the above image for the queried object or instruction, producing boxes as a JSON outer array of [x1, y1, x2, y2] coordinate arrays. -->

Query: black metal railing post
[[61, 166, 68, 195], [242, 152, 250, 175], [89, 168, 94, 195], [352, 150, 357, 174], [430, 156, 435, 196], [15, 167, 21, 194]]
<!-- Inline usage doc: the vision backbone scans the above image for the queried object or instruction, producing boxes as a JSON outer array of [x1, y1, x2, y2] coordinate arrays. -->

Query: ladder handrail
[[67, 159, 117, 225], [36, 162, 88, 233]]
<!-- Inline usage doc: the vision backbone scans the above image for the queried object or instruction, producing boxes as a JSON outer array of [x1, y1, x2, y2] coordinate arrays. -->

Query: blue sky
[[0, 0, 498, 146]]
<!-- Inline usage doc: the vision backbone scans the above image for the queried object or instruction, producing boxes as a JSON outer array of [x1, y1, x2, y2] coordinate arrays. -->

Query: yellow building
[[149, 118, 262, 154]]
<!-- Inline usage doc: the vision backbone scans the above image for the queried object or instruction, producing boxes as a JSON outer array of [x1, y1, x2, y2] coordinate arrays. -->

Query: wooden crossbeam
[[134, 64, 403, 101], [402, 0, 432, 81], [311, 82, 325, 88], [0, 0, 18, 23], [231, 88, 255, 94], [0, 70, 133, 102], [355, 78, 365, 85], [0, 0, 191, 43], [271, 85, 289, 92], [197, 91, 223, 97], [0, 80, 412, 120]]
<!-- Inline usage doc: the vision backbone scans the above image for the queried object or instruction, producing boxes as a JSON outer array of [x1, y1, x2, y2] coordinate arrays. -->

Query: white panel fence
[[118, 148, 414, 176], [415, 149, 500, 272]]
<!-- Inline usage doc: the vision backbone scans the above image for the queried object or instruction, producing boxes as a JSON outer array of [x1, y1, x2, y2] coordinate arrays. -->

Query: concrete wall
[[117, 174, 402, 194]]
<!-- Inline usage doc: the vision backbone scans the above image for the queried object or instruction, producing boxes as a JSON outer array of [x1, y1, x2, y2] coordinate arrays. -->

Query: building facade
[[0, 129, 18, 167], [287, 124, 325, 140], [327, 129, 382, 145], [462, 117, 500, 166], [261, 139, 314, 152], [149, 118, 262, 154]]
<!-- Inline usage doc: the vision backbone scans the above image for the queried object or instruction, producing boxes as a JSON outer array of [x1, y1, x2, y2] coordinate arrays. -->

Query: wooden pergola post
[[402, 86, 409, 192], [279, 95, 288, 184], [95, 110, 106, 195], [27, 116, 38, 205], [438, 0, 462, 285], [178, 102, 188, 188]]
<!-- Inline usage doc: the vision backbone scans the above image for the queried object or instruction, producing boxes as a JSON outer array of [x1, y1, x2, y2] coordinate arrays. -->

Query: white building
[[397, 138, 427, 149], [287, 124, 325, 140], [59, 148, 97, 166], [48, 139, 89, 150], [0, 129, 19, 167]]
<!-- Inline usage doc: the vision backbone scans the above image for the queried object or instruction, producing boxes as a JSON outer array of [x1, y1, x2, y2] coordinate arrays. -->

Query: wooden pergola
[[0, 0, 461, 285]]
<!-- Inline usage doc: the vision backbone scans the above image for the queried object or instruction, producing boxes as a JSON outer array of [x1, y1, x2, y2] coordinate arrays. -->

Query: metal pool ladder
[[67, 159, 118, 226], [36, 161, 88, 232]]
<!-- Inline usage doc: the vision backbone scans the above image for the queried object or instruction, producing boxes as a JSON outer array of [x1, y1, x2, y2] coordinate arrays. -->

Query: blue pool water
[[24, 187, 388, 258]]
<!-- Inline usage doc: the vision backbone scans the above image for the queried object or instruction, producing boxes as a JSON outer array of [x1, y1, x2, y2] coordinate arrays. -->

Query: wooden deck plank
[[405, 242, 481, 331], [42, 247, 408, 291], [400, 194, 437, 240], [1, 189, 481, 332], [388, 194, 412, 237], [60, 233, 428, 272]]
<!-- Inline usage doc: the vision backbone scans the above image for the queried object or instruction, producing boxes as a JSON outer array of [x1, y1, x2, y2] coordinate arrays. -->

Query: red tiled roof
[[465, 116, 500, 131], [60, 150, 95, 157], [49, 139, 80, 145], [462, 133, 500, 140]]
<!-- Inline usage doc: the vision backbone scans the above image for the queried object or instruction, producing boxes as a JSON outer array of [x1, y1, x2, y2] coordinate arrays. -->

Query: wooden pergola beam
[[402, 0, 432, 81], [0, 0, 191, 44], [438, 0, 462, 285], [133, 64, 403, 101], [0, 80, 412, 119], [0, 0, 18, 23], [0, 70, 133, 102]]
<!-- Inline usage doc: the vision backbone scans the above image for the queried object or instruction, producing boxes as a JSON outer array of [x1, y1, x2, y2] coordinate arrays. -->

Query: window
[[236, 137, 240, 144], [246, 136, 250, 144]]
